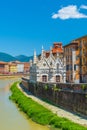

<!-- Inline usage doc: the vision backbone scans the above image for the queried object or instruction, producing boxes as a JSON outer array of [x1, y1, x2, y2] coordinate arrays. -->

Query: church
[[29, 43, 66, 83]]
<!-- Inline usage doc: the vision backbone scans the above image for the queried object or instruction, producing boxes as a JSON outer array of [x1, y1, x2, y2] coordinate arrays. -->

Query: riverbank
[[0, 74, 29, 79], [0, 79, 50, 130], [0, 75, 22, 80], [9, 82, 87, 130]]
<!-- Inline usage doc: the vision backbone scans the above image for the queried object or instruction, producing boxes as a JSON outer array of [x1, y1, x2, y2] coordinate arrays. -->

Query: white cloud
[[80, 5, 87, 9], [52, 5, 87, 20]]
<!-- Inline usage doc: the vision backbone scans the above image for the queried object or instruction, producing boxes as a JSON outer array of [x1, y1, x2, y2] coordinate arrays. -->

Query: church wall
[[21, 78, 87, 116], [29, 82, 87, 116]]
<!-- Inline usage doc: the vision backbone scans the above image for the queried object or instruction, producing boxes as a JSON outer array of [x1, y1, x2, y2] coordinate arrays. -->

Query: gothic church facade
[[30, 43, 66, 83]]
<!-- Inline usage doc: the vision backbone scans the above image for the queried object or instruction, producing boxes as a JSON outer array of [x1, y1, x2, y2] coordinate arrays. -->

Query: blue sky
[[0, 0, 87, 56]]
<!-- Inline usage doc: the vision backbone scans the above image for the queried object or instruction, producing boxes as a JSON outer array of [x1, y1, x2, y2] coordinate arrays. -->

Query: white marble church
[[29, 43, 66, 83]]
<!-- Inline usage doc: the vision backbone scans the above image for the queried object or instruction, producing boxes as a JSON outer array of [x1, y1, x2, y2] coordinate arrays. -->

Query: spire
[[30, 59, 32, 66], [42, 45, 43, 50], [41, 45, 44, 59], [33, 50, 37, 64], [50, 46, 52, 55]]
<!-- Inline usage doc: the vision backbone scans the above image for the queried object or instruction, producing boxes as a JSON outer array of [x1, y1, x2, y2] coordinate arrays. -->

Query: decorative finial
[[41, 45, 44, 59], [33, 50, 37, 64]]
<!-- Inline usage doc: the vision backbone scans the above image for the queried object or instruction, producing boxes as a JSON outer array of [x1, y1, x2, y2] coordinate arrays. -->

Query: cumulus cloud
[[80, 5, 87, 9], [52, 5, 87, 20]]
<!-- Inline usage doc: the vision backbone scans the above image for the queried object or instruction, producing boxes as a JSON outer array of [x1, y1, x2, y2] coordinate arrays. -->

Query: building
[[0, 60, 30, 75], [64, 35, 87, 83], [9, 62, 17, 74], [13, 61, 24, 73], [24, 62, 30, 73], [30, 43, 66, 83], [74, 35, 87, 83], [0, 62, 9, 74], [64, 41, 79, 83]]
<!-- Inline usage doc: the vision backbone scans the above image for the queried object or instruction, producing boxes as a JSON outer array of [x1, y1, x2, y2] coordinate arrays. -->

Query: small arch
[[42, 75, 47, 82]]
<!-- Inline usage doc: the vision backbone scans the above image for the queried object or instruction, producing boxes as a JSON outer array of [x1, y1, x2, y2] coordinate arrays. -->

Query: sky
[[0, 0, 87, 56]]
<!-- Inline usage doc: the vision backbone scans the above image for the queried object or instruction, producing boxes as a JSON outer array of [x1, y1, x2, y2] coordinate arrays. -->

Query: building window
[[71, 75, 72, 80], [74, 64, 77, 70], [56, 75, 60, 82], [42, 75, 47, 82], [69, 65, 72, 70], [66, 65, 69, 71]]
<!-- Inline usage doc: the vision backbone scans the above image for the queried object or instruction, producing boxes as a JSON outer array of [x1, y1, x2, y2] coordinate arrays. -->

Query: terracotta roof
[[52, 42, 63, 53], [74, 35, 87, 41], [0, 61, 7, 65], [63, 42, 78, 47]]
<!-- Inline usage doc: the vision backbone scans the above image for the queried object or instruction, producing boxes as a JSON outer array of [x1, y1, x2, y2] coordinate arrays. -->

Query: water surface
[[0, 79, 50, 130]]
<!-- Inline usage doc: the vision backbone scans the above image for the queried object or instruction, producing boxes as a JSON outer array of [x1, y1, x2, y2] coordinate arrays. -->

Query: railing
[[83, 51, 87, 56], [84, 42, 87, 47]]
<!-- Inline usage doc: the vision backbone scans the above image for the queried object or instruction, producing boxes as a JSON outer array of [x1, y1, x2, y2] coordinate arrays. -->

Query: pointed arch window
[[42, 75, 47, 82]]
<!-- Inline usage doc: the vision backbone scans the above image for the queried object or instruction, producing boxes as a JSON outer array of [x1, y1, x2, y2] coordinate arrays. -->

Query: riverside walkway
[[17, 83, 87, 127]]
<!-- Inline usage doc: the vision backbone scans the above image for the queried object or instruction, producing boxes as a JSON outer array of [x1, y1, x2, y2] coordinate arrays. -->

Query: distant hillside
[[15, 55, 33, 62], [0, 52, 33, 62], [0, 52, 17, 62]]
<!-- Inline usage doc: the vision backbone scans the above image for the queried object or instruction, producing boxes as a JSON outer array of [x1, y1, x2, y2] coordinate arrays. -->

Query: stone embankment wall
[[21, 77, 29, 89], [21, 77, 87, 116]]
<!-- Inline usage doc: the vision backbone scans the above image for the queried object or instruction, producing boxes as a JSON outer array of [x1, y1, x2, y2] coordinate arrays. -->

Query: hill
[[0, 52, 33, 62], [0, 52, 17, 62], [15, 55, 33, 62]]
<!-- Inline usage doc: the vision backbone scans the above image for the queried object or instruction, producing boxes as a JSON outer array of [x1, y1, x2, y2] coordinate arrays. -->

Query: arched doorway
[[42, 75, 47, 82], [56, 75, 60, 82]]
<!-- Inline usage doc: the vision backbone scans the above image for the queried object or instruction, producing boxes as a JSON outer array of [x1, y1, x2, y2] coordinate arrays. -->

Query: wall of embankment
[[21, 77, 87, 116]]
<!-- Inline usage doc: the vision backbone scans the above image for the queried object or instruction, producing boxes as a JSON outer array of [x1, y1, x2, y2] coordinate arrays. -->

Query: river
[[0, 79, 50, 130]]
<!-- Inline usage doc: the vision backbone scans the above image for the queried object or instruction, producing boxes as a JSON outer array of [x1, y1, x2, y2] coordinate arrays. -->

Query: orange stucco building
[[74, 35, 87, 83], [64, 35, 87, 83], [0, 62, 9, 74]]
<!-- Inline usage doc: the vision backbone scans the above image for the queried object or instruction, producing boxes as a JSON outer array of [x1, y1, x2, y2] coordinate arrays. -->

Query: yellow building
[[9, 63, 17, 74]]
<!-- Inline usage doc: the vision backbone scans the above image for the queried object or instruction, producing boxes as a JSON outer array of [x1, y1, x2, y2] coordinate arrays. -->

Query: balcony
[[78, 47, 83, 52], [78, 44, 82, 49], [81, 71, 86, 75], [83, 42, 87, 47], [77, 51, 82, 57], [83, 51, 87, 56], [83, 61, 87, 65]]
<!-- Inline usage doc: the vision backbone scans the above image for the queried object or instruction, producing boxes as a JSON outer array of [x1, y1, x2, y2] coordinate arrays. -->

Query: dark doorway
[[56, 75, 60, 82]]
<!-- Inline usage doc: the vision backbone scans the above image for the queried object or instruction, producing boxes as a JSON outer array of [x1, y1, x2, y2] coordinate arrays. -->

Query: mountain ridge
[[0, 52, 33, 62]]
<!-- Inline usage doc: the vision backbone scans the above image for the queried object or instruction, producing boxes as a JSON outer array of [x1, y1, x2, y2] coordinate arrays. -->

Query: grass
[[9, 82, 87, 130]]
